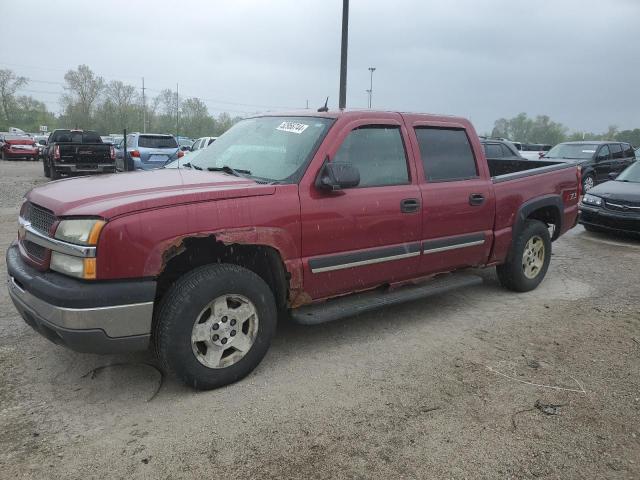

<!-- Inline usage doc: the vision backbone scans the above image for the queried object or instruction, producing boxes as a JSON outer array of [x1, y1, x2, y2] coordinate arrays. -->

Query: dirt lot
[[0, 161, 638, 479]]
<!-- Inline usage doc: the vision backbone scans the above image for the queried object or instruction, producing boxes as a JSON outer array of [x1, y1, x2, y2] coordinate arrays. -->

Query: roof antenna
[[317, 97, 329, 112]]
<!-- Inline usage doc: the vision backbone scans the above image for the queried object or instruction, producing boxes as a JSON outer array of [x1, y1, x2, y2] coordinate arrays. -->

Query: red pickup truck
[[7, 111, 580, 389]]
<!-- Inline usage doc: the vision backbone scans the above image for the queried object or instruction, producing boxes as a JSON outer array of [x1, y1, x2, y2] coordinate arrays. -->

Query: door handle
[[400, 198, 420, 213], [469, 193, 485, 206]]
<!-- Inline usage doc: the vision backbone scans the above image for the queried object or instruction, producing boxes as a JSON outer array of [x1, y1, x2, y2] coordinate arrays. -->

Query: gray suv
[[115, 133, 183, 171]]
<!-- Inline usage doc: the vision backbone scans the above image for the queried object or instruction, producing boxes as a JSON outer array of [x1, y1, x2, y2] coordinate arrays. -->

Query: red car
[[1, 136, 39, 161], [7, 110, 581, 390]]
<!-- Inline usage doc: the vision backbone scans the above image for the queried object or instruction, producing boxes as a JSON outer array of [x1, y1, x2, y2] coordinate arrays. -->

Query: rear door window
[[621, 143, 634, 158], [610, 143, 623, 159], [138, 135, 178, 148], [334, 126, 409, 187], [414, 128, 478, 182]]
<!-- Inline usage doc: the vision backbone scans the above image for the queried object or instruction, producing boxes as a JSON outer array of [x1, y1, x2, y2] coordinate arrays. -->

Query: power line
[[2, 62, 300, 111]]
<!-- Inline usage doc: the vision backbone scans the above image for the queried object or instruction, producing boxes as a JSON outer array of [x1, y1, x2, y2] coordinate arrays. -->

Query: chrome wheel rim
[[191, 294, 259, 369], [522, 235, 545, 279], [583, 176, 594, 192]]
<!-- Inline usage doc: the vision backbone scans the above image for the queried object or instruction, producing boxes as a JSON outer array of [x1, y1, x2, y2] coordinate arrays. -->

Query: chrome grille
[[24, 240, 46, 260], [604, 199, 640, 213], [24, 202, 56, 234]]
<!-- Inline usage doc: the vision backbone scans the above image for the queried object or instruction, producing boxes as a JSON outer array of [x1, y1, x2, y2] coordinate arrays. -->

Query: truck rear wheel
[[50, 166, 60, 180], [43, 160, 51, 178], [496, 219, 551, 292], [154, 264, 277, 390]]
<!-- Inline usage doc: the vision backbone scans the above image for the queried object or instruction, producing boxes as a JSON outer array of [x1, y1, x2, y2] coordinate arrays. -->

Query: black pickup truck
[[43, 129, 116, 179]]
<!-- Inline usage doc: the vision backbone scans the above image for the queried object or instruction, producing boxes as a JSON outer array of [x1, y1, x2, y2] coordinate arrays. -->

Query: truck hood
[[27, 169, 276, 218]]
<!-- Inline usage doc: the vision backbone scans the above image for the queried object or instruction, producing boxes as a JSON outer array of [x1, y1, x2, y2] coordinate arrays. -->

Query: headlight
[[50, 252, 97, 279], [54, 219, 105, 245], [582, 194, 603, 207]]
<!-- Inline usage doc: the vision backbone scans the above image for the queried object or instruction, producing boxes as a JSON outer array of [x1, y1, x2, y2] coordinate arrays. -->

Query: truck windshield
[[544, 143, 599, 159], [186, 116, 334, 182]]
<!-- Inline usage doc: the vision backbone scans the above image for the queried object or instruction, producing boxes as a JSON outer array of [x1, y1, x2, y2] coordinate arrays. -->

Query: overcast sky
[[1, 0, 639, 134]]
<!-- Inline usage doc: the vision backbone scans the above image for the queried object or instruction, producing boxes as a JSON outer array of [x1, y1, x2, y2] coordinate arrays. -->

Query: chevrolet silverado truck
[[7, 111, 581, 390], [43, 129, 116, 179]]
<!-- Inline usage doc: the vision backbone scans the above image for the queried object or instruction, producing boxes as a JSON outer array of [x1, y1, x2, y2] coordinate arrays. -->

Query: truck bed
[[58, 143, 112, 165], [488, 158, 571, 183]]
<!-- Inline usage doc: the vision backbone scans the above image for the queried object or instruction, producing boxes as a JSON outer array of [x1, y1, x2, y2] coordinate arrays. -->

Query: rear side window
[[610, 143, 623, 159], [622, 143, 635, 158], [138, 135, 178, 148], [415, 128, 478, 181], [484, 143, 502, 158], [500, 144, 514, 157], [334, 126, 409, 187]]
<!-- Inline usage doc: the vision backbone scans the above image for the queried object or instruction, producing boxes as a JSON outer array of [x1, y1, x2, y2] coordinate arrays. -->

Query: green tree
[[180, 97, 215, 138]]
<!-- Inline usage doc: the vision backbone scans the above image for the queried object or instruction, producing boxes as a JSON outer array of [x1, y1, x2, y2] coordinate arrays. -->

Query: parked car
[[518, 143, 553, 160], [0, 135, 39, 161], [177, 136, 194, 151], [191, 136, 218, 152], [543, 141, 636, 192], [32, 135, 49, 159], [115, 133, 184, 171], [43, 129, 115, 179], [6, 110, 580, 390], [479, 137, 523, 160], [579, 161, 639, 235]]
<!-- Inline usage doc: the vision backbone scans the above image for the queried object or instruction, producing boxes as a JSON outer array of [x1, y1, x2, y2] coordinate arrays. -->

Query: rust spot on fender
[[289, 290, 312, 308]]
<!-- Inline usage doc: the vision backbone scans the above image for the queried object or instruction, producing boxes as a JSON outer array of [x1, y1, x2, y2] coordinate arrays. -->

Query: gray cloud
[[1, 0, 639, 133]]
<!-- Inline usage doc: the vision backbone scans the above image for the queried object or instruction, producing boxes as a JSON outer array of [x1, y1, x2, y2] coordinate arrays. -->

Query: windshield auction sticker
[[276, 122, 309, 134]]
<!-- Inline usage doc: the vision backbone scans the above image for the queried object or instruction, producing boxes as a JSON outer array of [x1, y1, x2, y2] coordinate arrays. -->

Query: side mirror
[[316, 161, 360, 191], [608, 172, 619, 180]]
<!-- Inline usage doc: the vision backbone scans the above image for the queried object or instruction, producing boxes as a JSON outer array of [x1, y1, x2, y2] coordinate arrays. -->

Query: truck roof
[[252, 109, 471, 124]]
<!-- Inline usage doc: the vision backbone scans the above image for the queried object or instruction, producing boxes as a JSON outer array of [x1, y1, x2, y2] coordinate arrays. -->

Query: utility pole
[[338, 0, 349, 110], [368, 67, 376, 108], [176, 83, 179, 139], [142, 77, 146, 133]]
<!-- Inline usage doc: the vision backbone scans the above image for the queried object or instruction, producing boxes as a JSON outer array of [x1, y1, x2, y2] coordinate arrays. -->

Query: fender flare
[[512, 194, 563, 243]]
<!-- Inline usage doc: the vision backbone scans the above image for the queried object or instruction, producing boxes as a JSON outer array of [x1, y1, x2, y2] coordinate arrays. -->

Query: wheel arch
[[153, 229, 300, 312], [513, 195, 563, 243]]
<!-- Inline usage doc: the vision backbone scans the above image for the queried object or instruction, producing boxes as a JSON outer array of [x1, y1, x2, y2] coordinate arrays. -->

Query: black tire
[[50, 165, 60, 180], [582, 174, 595, 192], [154, 263, 277, 390], [43, 160, 51, 178], [1, 150, 5, 160], [496, 219, 551, 292]]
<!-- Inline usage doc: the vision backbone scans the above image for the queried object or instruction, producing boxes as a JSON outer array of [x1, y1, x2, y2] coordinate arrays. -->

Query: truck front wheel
[[496, 220, 551, 292], [154, 264, 277, 390]]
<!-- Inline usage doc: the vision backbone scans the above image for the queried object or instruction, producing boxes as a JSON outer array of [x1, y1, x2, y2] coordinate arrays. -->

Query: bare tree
[[0, 69, 28, 126], [105, 80, 139, 128], [61, 65, 105, 128]]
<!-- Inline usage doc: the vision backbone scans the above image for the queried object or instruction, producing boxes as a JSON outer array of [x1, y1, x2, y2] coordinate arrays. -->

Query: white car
[[514, 143, 553, 160], [191, 136, 217, 152]]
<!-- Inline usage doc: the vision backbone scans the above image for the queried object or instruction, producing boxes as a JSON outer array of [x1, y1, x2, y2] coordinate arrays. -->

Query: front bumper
[[6, 244, 156, 353], [579, 205, 640, 235], [53, 163, 116, 174]]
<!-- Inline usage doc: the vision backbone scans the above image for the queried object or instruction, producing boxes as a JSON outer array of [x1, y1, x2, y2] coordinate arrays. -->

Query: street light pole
[[338, 0, 349, 110], [368, 67, 376, 108]]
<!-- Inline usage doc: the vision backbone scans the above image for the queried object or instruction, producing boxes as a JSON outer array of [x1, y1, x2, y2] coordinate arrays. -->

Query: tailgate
[[58, 143, 113, 164]]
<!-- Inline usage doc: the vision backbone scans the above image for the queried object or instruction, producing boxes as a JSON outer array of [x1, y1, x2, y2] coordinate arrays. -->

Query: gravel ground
[[0, 161, 639, 479]]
